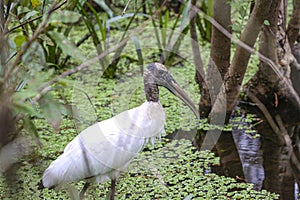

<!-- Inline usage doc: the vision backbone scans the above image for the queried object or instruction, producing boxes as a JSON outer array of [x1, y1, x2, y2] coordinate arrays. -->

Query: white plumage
[[42, 101, 165, 188], [40, 63, 199, 200]]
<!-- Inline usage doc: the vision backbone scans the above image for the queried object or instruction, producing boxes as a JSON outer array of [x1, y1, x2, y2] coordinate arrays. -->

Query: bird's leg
[[79, 182, 90, 200], [110, 179, 116, 200]]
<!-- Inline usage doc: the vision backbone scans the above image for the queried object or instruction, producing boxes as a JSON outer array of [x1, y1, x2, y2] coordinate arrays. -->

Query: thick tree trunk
[[190, 0, 212, 150], [259, 124, 295, 199], [210, 0, 231, 78], [225, 0, 276, 114], [243, 0, 300, 198], [192, 0, 300, 195], [206, 0, 231, 112], [260, 125, 282, 193], [208, 0, 244, 179], [191, 0, 244, 178]]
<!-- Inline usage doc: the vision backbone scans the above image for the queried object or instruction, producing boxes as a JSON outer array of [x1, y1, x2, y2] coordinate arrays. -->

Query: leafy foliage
[[230, 0, 252, 36], [0, 0, 286, 199]]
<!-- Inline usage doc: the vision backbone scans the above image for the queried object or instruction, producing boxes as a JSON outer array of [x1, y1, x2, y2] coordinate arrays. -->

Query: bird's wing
[[77, 101, 166, 172], [42, 101, 165, 188]]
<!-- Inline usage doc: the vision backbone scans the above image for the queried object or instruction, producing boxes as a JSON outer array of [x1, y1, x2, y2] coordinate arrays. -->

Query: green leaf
[[264, 20, 270, 26], [49, 10, 81, 24], [23, 115, 42, 146], [13, 90, 38, 101], [14, 35, 27, 48], [38, 93, 62, 132], [20, 10, 39, 23], [180, 0, 191, 30], [92, 0, 114, 18], [164, 9, 169, 29], [17, 6, 31, 15], [31, 0, 41, 9], [48, 31, 86, 62], [99, 20, 106, 44], [25, 68, 55, 92], [131, 36, 143, 67], [22, 41, 46, 72], [12, 100, 37, 116]]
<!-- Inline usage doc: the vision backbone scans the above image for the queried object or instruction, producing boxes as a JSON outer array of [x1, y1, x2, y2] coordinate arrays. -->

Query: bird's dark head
[[144, 63, 199, 119], [144, 63, 171, 86]]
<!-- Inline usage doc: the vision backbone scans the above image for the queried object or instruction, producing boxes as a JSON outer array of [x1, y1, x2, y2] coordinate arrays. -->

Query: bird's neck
[[144, 83, 159, 102]]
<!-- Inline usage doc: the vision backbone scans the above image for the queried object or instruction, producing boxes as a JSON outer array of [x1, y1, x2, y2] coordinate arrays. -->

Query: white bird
[[38, 63, 199, 200]]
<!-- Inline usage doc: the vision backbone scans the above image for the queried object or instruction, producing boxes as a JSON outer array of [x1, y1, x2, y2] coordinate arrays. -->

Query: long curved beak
[[165, 78, 200, 119]]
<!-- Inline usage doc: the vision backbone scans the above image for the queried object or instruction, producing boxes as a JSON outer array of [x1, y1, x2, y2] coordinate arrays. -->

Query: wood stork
[[38, 63, 199, 200]]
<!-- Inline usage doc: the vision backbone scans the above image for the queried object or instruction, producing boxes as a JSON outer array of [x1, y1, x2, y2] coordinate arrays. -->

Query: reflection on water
[[232, 120, 264, 190], [233, 116, 299, 199]]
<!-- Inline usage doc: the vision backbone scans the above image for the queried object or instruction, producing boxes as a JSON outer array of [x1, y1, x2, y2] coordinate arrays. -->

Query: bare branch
[[5, 15, 42, 35], [189, 0, 205, 79], [248, 91, 300, 186], [122, 0, 133, 16], [247, 92, 283, 142], [3, 0, 67, 84]]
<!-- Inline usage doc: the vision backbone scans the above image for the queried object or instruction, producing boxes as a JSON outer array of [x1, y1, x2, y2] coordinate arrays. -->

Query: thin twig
[[3, 0, 67, 83], [248, 91, 300, 182], [82, 90, 99, 122], [275, 115, 293, 149], [247, 92, 283, 144], [122, 0, 132, 16], [5, 15, 42, 35], [5, 0, 11, 21]]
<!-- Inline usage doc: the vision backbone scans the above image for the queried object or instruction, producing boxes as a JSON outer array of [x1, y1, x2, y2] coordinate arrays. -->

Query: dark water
[[167, 125, 265, 190], [168, 118, 299, 199], [233, 118, 299, 199], [232, 123, 264, 191]]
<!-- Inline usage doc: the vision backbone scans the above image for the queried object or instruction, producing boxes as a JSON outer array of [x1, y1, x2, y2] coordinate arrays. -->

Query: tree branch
[[247, 92, 284, 144], [189, 0, 205, 80], [5, 15, 42, 35], [248, 91, 300, 187], [3, 0, 67, 84], [187, 0, 299, 117]]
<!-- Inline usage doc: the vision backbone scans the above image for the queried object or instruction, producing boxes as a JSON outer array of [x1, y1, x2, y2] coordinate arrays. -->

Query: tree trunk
[[224, 0, 276, 114], [191, 0, 300, 197], [208, 0, 244, 179], [190, 0, 210, 117], [191, 0, 244, 178], [287, 0, 300, 49], [243, 0, 300, 198]]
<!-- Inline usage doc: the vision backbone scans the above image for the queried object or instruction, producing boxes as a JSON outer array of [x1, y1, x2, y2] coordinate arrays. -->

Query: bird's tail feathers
[[37, 179, 56, 190], [37, 180, 44, 190]]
